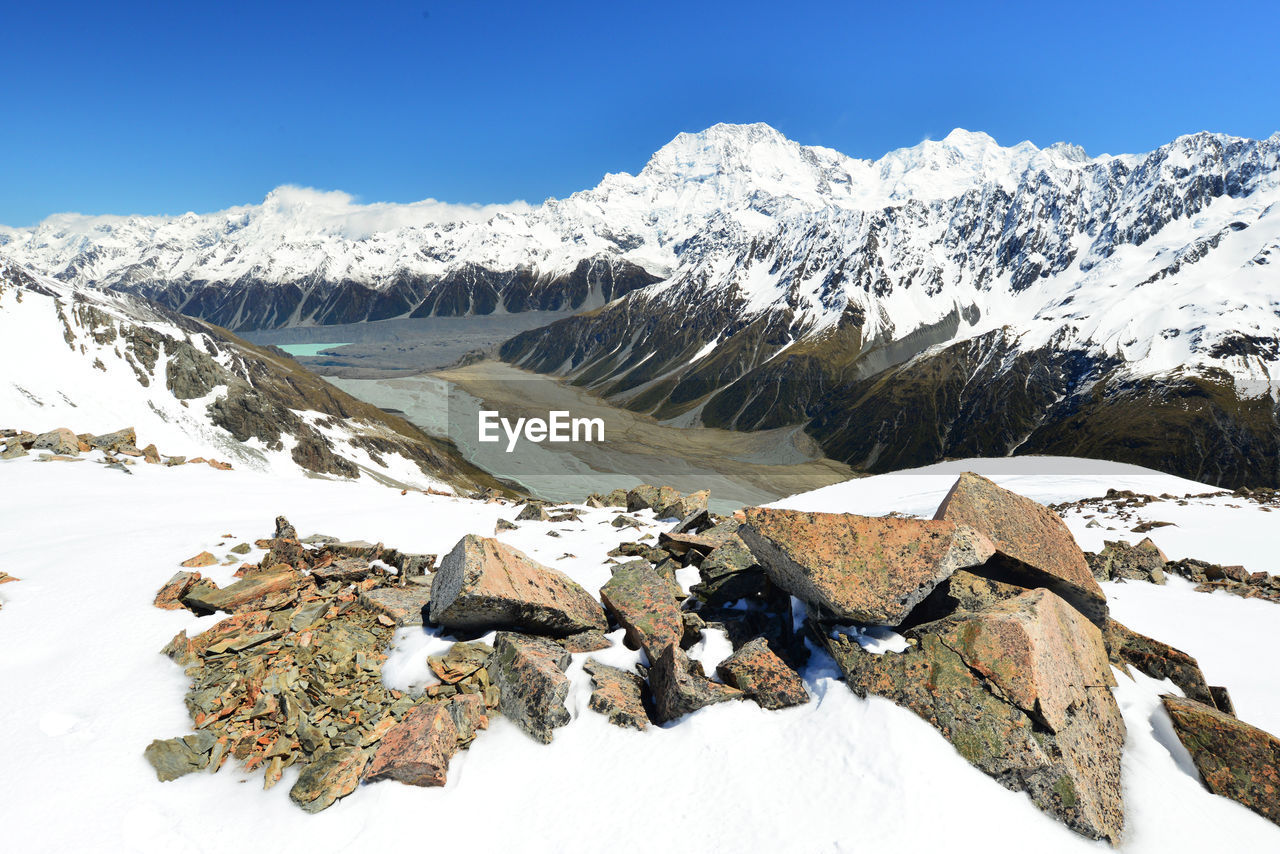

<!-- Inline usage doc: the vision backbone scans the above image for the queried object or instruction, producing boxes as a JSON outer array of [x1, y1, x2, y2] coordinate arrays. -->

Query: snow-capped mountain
[[0, 257, 501, 492], [5, 123, 1279, 486]]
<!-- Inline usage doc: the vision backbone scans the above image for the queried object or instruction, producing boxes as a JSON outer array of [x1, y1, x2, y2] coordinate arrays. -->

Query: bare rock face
[[648, 644, 742, 723], [289, 747, 370, 814], [599, 560, 685, 659], [487, 632, 572, 744], [584, 658, 653, 730], [715, 638, 809, 710], [740, 508, 994, 625], [430, 535, 607, 636], [826, 588, 1125, 843], [1161, 695, 1280, 827], [934, 472, 1108, 625], [364, 702, 460, 787]]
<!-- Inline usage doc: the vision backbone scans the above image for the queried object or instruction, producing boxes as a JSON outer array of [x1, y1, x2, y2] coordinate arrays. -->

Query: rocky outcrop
[[826, 588, 1125, 842], [1161, 695, 1280, 827], [740, 508, 994, 624], [715, 638, 808, 710], [935, 472, 1108, 625], [430, 535, 607, 635], [487, 632, 573, 744]]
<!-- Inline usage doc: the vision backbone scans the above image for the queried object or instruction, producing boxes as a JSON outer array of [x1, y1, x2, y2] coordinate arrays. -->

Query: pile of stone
[[1087, 537, 1280, 604], [146, 476, 1280, 837], [586, 484, 710, 520], [1, 425, 227, 470]]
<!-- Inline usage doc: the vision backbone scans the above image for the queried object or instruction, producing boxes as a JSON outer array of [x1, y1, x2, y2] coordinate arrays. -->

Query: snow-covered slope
[[0, 257, 498, 492], [1, 456, 1277, 852]]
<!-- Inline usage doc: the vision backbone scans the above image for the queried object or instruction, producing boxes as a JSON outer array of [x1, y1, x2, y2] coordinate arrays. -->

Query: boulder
[[740, 508, 994, 625], [599, 560, 685, 659], [486, 632, 572, 744], [364, 702, 459, 787], [670, 507, 713, 535], [430, 535, 607, 636], [627, 484, 680, 514], [516, 503, 550, 522], [715, 637, 809, 710], [934, 472, 1108, 625], [153, 571, 203, 610], [1161, 695, 1280, 827], [428, 641, 494, 684], [690, 536, 766, 605], [143, 731, 218, 781], [659, 489, 709, 520], [32, 428, 80, 456], [289, 746, 369, 813], [584, 658, 652, 730], [87, 427, 137, 452], [826, 588, 1124, 842], [357, 583, 433, 627], [648, 644, 741, 723], [180, 551, 218, 569], [1086, 537, 1167, 584], [557, 630, 612, 653], [180, 567, 301, 615], [1103, 619, 1216, 708]]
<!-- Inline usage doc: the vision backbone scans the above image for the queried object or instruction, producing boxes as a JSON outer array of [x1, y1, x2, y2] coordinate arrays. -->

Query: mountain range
[[4, 123, 1278, 487]]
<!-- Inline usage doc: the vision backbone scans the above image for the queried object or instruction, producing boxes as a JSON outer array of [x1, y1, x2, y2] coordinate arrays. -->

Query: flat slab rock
[[1161, 695, 1280, 827], [715, 638, 808, 710], [740, 508, 994, 625], [935, 472, 1108, 625], [487, 632, 572, 744], [358, 582, 433, 627], [430, 534, 607, 635], [827, 588, 1124, 843]]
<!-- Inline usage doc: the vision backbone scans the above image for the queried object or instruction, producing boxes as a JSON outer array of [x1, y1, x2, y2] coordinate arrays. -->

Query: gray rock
[[487, 632, 572, 743], [143, 731, 217, 781], [358, 583, 433, 626]]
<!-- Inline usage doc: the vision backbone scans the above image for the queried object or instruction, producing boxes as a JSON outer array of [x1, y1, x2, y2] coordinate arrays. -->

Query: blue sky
[[3, 0, 1277, 226]]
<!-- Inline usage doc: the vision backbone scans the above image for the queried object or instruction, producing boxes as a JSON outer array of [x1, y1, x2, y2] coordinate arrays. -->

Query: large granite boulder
[[934, 473, 1108, 625], [1162, 695, 1280, 827], [430, 535, 607, 635], [486, 632, 572, 743], [740, 508, 994, 625], [826, 588, 1125, 842], [599, 560, 685, 659]]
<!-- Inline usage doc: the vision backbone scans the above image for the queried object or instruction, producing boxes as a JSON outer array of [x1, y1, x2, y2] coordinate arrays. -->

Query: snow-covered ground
[[0, 455, 1277, 852]]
